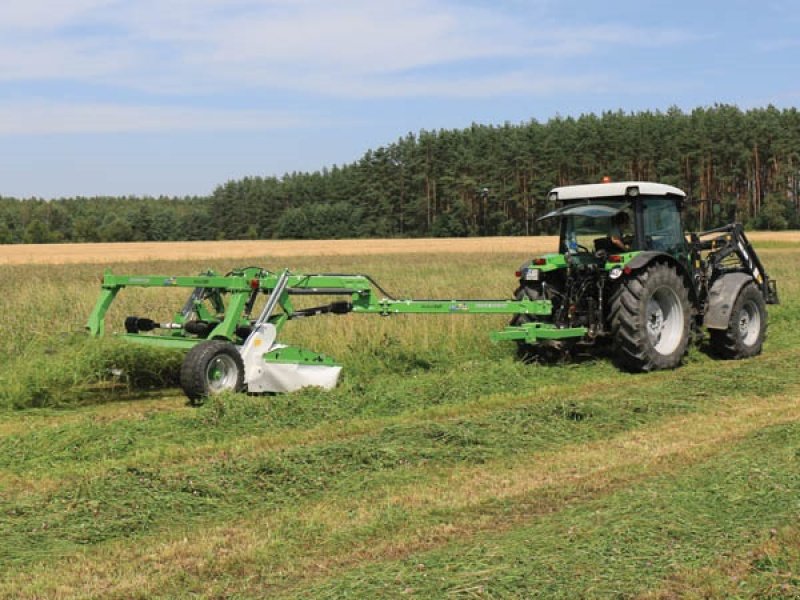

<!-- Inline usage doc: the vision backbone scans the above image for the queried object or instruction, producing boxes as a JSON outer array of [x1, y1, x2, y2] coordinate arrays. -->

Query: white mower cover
[[240, 323, 342, 393]]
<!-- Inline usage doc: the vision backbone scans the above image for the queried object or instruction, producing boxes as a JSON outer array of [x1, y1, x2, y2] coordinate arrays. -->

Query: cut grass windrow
[[0, 345, 796, 521], [4, 385, 800, 599], [0, 351, 800, 580], [639, 524, 800, 599], [0, 340, 793, 482], [285, 420, 800, 599]]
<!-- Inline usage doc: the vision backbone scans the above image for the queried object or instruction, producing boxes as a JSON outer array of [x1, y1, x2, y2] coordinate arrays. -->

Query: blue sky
[[0, 0, 798, 198]]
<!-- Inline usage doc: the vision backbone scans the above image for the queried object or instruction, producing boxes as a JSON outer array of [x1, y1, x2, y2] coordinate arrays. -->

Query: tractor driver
[[609, 211, 632, 251]]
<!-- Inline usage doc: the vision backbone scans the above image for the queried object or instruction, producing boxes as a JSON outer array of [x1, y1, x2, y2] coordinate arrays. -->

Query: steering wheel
[[577, 243, 590, 253]]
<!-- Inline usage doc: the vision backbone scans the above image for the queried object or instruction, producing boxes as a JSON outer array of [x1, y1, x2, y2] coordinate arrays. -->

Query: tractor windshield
[[558, 202, 633, 254]]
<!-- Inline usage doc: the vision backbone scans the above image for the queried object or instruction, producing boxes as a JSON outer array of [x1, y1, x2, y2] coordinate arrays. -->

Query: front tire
[[610, 263, 691, 372], [709, 282, 767, 359], [180, 340, 245, 404]]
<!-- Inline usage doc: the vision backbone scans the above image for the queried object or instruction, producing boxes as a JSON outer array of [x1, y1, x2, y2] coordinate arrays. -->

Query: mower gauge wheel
[[180, 340, 245, 404]]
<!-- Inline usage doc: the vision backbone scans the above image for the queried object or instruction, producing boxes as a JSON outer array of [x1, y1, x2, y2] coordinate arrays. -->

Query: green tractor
[[502, 181, 779, 370]]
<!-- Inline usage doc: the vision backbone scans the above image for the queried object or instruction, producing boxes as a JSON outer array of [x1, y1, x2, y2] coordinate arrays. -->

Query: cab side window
[[642, 197, 685, 253]]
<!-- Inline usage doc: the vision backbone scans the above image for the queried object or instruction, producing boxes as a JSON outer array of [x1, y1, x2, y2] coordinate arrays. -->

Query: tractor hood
[[537, 202, 627, 221]]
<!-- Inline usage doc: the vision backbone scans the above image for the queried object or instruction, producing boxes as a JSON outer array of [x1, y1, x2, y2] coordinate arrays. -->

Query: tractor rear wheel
[[610, 263, 691, 372], [180, 340, 245, 404], [709, 282, 767, 359]]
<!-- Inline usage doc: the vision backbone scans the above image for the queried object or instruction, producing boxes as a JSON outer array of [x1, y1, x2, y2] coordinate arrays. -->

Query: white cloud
[[0, 0, 704, 135], [0, 39, 138, 80], [0, 0, 697, 96], [0, 101, 307, 134]]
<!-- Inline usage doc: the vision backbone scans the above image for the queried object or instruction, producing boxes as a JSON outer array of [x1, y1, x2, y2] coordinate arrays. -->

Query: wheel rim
[[645, 286, 684, 355], [738, 299, 761, 346], [205, 354, 239, 393]]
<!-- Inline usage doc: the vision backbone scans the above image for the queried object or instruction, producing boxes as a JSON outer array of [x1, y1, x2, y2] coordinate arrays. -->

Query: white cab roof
[[549, 181, 686, 201]]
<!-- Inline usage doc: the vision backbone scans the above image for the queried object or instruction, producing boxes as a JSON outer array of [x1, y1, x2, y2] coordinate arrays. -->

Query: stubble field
[[0, 235, 799, 598]]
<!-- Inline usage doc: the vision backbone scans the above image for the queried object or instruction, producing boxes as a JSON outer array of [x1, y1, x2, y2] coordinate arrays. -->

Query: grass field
[[2, 231, 799, 265], [0, 236, 799, 598]]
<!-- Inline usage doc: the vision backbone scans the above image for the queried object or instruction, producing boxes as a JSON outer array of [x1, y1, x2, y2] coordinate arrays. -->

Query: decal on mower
[[448, 303, 469, 312]]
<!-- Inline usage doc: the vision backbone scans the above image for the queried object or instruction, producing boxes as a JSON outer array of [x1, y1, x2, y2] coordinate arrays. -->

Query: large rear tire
[[709, 282, 767, 359], [610, 263, 691, 372], [180, 340, 245, 404]]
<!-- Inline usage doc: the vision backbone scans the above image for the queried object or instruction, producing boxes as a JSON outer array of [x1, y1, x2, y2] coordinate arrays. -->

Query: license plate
[[524, 269, 540, 281]]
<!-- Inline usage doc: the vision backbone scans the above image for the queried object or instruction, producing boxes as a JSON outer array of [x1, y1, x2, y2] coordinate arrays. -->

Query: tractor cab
[[540, 181, 688, 263]]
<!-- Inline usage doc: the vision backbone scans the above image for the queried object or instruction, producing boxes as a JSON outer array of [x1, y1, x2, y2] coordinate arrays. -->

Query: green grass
[[300, 421, 800, 599], [0, 245, 798, 599]]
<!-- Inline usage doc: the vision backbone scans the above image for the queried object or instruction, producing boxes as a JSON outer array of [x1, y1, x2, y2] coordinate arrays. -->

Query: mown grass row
[[4, 381, 799, 598], [0, 344, 797, 587], [642, 524, 800, 598], [296, 421, 800, 599]]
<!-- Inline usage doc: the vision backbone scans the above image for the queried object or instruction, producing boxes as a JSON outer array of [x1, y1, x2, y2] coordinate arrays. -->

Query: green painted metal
[[86, 268, 556, 348], [524, 253, 567, 272], [520, 250, 641, 274], [603, 251, 639, 270], [116, 334, 201, 349], [206, 291, 250, 340], [490, 323, 588, 343], [86, 287, 119, 337], [351, 298, 552, 316]]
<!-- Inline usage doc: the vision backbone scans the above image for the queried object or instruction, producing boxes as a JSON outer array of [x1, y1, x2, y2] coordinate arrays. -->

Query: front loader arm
[[692, 223, 779, 304]]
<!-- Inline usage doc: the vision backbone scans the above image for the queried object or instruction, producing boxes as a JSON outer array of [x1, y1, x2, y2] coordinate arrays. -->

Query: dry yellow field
[[1, 231, 796, 265], [0, 237, 557, 265]]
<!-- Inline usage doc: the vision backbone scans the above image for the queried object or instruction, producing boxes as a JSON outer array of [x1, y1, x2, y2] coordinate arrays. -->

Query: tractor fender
[[704, 272, 753, 330], [624, 251, 682, 273], [622, 251, 697, 302]]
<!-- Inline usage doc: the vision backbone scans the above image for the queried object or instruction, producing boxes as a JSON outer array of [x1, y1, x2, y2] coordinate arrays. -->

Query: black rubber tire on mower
[[610, 262, 691, 372], [709, 282, 767, 359], [180, 340, 245, 404]]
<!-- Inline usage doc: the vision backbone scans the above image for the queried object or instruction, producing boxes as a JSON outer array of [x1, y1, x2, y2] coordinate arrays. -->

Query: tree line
[[2, 104, 799, 244]]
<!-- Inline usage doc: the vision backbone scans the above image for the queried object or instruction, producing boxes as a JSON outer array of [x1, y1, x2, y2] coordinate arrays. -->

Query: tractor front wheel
[[610, 263, 691, 372], [180, 340, 245, 404], [709, 282, 767, 359]]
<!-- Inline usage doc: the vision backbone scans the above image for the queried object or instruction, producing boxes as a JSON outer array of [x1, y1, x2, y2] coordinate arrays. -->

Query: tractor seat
[[593, 237, 617, 253]]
